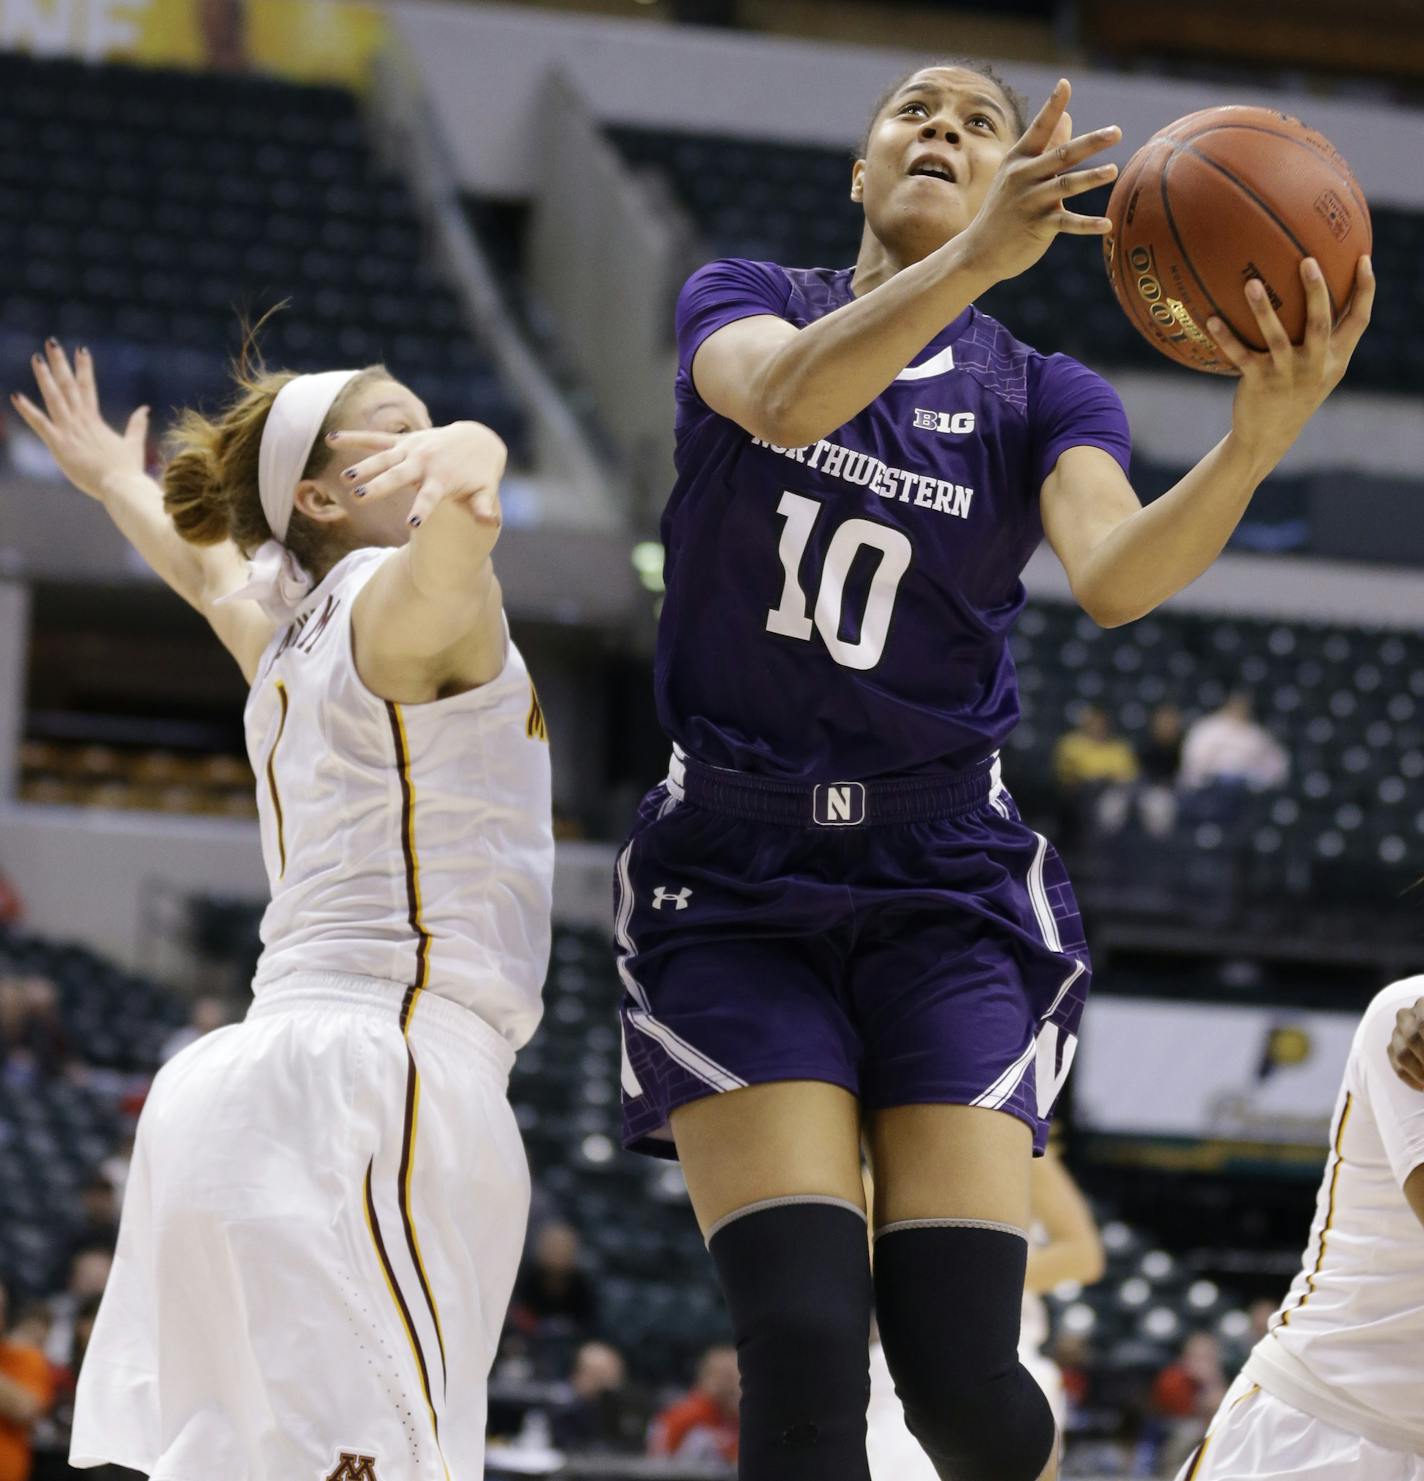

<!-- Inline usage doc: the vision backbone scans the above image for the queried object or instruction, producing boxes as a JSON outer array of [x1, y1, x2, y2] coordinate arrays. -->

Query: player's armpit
[[198, 544, 278, 683], [690, 314, 802, 444], [1403, 1164, 1424, 1230], [1039, 444, 1142, 626], [199, 595, 277, 685]]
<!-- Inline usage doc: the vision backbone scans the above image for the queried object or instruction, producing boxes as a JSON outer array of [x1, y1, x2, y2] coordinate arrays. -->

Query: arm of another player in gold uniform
[[1024, 1147, 1106, 1294]]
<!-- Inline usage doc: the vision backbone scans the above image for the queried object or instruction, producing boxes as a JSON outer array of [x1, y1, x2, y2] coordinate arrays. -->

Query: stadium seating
[[0, 53, 529, 456], [608, 124, 1423, 391], [1005, 602, 1424, 928], [0, 926, 185, 1295]]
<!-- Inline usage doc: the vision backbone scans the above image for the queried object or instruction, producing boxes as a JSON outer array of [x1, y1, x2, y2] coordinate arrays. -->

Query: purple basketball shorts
[[614, 752, 1090, 1160]]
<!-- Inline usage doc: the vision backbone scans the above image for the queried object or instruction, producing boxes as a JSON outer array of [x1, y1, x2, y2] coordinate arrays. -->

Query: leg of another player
[[868, 1104, 1059, 1481], [671, 1080, 873, 1480]]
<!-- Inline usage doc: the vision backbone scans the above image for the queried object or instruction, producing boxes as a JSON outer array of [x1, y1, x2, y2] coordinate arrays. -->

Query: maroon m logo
[[324, 1453, 379, 1481]]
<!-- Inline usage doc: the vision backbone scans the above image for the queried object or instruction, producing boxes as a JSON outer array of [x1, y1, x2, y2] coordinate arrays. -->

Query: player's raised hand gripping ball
[[1103, 106, 1372, 373]]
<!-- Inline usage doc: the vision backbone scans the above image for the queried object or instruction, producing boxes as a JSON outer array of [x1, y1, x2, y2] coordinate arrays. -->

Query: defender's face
[[853, 67, 1018, 256]]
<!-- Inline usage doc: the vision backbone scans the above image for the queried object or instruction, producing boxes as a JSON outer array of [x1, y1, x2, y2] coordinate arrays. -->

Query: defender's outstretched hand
[[327, 420, 506, 530], [1207, 255, 1374, 467], [960, 79, 1122, 285], [11, 341, 149, 501]]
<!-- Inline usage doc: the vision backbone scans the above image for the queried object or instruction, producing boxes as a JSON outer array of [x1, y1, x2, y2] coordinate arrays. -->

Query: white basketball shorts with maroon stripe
[[70, 972, 529, 1481]]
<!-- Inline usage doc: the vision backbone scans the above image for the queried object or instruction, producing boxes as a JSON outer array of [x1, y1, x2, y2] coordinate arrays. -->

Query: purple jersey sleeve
[[1029, 354, 1133, 490], [676, 258, 792, 402]]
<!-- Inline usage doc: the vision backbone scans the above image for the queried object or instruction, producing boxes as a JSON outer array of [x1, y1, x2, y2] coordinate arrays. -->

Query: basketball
[[1103, 106, 1372, 374]]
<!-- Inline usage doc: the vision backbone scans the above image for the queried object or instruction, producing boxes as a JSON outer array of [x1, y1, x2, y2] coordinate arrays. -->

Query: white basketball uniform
[[867, 1257, 1065, 1481], [71, 547, 554, 1481], [1178, 976, 1424, 1481]]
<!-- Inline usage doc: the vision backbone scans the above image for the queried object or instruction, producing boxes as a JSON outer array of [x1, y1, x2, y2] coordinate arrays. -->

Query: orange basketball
[[1103, 106, 1372, 374]]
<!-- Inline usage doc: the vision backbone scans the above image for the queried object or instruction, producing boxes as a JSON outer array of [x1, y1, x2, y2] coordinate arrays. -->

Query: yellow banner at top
[[0, 0, 387, 87]]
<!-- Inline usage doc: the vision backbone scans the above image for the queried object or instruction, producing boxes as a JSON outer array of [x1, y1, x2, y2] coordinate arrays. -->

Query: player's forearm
[[96, 469, 211, 610], [1025, 1235, 1106, 1294], [758, 236, 999, 447], [1070, 432, 1274, 627], [405, 490, 501, 602]]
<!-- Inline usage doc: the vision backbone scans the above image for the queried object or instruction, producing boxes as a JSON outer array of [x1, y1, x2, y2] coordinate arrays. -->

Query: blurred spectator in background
[[0, 1278, 54, 1481], [1050, 1329, 1093, 1413], [158, 995, 235, 1065], [1246, 1296, 1276, 1344], [0, 977, 70, 1086], [1151, 1330, 1228, 1477], [0, 873, 22, 927], [1053, 705, 1140, 843], [63, 1181, 119, 1268], [1141, 704, 1186, 787], [97, 1133, 135, 1207], [1054, 705, 1141, 794], [1099, 703, 1187, 839], [649, 1345, 739, 1466], [509, 1222, 597, 1336], [42, 1248, 111, 1374], [1180, 692, 1289, 794], [551, 1340, 652, 1454]]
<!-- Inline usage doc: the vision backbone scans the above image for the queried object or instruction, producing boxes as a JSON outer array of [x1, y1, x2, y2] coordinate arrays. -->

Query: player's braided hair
[[162, 309, 387, 576], [858, 58, 1029, 158]]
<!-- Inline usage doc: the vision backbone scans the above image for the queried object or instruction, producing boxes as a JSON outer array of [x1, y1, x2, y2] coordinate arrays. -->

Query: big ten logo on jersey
[[275, 595, 343, 661], [323, 1452, 379, 1481], [913, 409, 976, 435]]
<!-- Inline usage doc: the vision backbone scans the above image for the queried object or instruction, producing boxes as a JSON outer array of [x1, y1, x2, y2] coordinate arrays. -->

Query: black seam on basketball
[[1174, 140, 1342, 321], [1157, 149, 1253, 358], [1109, 146, 1189, 362], [1172, 121, 1370, 223]]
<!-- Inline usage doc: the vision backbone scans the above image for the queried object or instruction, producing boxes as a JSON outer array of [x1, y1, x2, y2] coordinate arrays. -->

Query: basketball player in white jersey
[[865, 1145, 1104, 1480], [1176, 975, 1424, 1481], [13, 339, 554, 1481]]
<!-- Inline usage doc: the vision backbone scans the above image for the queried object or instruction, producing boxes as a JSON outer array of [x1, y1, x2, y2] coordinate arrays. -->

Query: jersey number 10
[[765, 491, 912, 672]]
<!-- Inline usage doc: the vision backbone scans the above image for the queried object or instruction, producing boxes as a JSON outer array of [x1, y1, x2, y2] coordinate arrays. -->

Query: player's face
[[318, 378, 433, 547], [852, 67, 1018, 260]]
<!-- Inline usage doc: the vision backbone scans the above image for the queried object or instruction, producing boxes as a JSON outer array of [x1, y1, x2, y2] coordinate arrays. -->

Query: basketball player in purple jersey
[[614, 64, 1373, 1481]]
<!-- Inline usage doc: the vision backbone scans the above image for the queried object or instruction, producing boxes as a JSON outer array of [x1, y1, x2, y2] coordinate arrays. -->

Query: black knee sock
[[874, 1220, 1056, 1481], [707, 1196, 874, 1481]]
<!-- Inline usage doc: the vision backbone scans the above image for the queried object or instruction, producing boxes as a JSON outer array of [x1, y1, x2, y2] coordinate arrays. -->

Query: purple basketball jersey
[[657, 258, 1133, 781]]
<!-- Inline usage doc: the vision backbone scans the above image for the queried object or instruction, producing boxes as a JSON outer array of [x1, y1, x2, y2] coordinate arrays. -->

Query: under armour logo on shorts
[[812, 782, 866, 826], [652, 886, 693, 910], [324, 1453, 379, 1481]]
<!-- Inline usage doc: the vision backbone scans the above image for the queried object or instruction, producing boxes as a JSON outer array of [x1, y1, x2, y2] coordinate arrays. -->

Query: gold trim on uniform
[[1280, 1093, 1355, 1327], [526, 682, 548, 743], [266, 680, 291, 878], [362, 1159, 450, 1480], [385, 701, 432, 1031]]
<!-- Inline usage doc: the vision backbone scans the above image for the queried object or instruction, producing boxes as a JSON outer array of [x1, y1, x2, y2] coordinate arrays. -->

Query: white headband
[[257, 368, 361, 540], [215, 369, 362, 626]]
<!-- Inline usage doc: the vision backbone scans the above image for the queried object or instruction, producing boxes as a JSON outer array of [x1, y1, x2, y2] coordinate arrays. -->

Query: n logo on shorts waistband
[[813, 782, 866, 826], [325, 1452, 379, 1481]]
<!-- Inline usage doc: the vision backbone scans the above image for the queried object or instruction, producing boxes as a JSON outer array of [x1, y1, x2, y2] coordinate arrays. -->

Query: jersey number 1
[[765, 491, 911, 672]]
